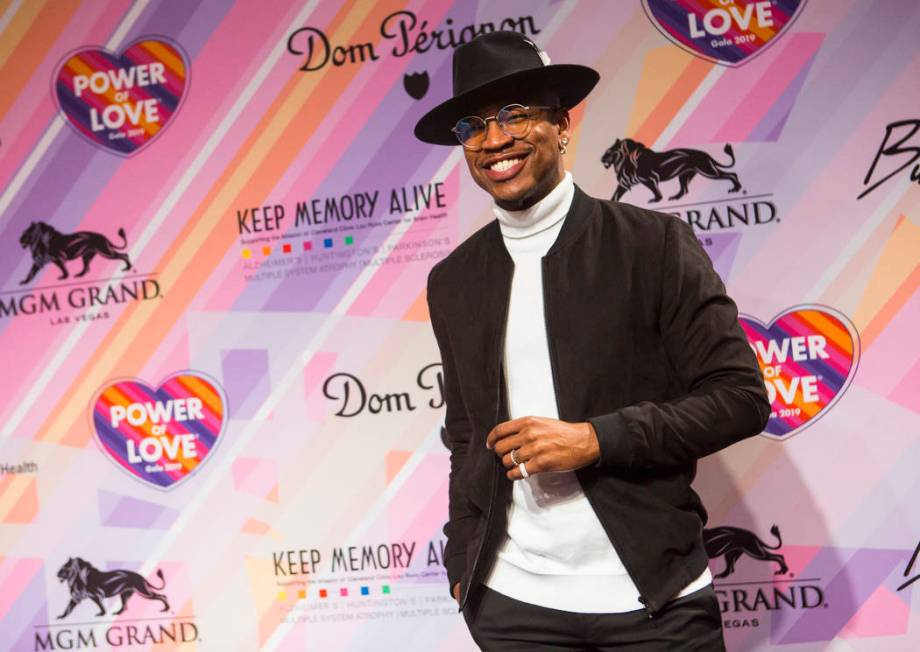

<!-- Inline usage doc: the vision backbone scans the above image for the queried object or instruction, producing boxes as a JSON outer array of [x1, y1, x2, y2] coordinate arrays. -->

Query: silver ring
[[518, 462, 529, 479], [510, 448, 520, 465]]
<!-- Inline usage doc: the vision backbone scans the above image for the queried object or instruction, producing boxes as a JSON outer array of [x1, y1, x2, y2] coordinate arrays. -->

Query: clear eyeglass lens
[[454, 117, 487, 147], [498, 106, 531, 135], [453, 105, 539, 148]]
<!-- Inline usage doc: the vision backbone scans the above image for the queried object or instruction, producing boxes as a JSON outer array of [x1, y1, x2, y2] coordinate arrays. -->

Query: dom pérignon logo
[[403, 71, 429, 100], [739, 305, 859, 440], [91, 371, 228, 490], [53, 37, 189, 155], [642, 0, 807, 66]]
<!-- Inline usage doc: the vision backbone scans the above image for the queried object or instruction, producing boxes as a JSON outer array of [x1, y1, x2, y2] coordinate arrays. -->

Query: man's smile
[[482, 151, 530, 181]]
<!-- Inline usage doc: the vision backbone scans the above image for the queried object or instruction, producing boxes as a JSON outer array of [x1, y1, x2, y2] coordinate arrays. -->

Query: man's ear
[[556, 108, 571, 143]]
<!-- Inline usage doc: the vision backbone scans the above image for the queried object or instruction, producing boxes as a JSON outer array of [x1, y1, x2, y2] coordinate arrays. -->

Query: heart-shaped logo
[[53, 37, 189, 156], [91, 371, 227, 490], [739, 305, 860, 440], [641, 0, 807, 67]]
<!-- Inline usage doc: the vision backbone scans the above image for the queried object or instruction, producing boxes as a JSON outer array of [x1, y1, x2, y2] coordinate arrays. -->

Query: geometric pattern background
[[0, 1, 918, 650]]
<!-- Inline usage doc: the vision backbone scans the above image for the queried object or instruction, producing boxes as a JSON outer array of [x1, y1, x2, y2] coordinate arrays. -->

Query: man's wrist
[[582, 421, 601, 467]]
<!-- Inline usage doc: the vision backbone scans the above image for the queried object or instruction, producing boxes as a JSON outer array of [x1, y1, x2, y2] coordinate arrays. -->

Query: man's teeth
[[489, 158, 521, 172]]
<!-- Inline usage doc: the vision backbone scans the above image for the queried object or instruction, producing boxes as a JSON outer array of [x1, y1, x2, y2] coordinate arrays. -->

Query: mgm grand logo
[[34, 557, 198, 650], [704, 524, 826, 630], [601, 138, 778, 231], [2, 221, 160, 323]]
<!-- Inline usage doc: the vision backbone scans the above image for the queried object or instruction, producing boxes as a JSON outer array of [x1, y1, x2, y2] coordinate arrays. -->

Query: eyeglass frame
[[451, 104, 560, 150]]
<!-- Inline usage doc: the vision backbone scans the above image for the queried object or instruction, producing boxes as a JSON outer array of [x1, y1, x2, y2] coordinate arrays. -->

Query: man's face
[[461, 97, 570, 211]]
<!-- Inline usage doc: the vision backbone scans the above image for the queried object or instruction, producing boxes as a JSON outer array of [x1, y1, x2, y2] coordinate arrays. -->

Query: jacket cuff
[[444, 553, 466, 597], [588, 412, 633, 469]]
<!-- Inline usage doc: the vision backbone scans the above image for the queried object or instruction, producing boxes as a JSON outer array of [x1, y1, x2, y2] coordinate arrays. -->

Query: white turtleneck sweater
[[483, 171, 712, 613]]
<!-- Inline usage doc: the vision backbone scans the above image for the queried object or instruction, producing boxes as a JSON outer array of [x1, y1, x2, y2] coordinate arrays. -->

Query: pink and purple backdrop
[[1, 1, 918, 650]]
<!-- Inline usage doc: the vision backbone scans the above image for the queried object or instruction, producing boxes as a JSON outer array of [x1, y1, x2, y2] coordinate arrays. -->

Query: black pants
[[462, 584, 726, 651]]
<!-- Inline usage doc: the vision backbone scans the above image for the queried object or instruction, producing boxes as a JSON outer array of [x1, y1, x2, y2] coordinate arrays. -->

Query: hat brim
[[414, 64, 600, 146]]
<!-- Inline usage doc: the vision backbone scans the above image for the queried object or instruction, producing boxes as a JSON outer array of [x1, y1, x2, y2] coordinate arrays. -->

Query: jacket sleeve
[[588, 217, 771, 470], [427, 265, 479, 594]]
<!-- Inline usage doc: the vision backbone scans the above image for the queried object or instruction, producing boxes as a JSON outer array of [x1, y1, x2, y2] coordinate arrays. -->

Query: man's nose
[[481, 119, 512, 150]]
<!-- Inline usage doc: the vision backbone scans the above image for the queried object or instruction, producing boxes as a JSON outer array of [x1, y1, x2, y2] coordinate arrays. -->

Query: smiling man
[[415, 31, 769, 651]]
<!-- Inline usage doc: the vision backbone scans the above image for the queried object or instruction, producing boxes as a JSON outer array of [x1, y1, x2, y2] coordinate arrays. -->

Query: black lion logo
[[703, 524, 789, 579], [601, 138, 742, 203], [19, 221, 132, 285], [56, 557, 170, 619]]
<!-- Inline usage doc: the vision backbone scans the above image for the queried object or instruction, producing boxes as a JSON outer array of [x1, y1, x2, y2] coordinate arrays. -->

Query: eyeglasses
[[451, 104, 558, 150]]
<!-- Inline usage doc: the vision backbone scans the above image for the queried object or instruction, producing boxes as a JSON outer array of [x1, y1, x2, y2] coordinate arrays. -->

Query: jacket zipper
[[539, 256, 656, 619], [459, 266, 513, 612]]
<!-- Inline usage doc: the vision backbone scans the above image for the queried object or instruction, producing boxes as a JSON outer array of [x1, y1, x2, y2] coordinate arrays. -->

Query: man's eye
[[456, 120, 483, 135]]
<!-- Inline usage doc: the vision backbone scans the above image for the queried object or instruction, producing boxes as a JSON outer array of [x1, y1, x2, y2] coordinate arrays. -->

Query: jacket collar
[[483, 184, 595, 261]]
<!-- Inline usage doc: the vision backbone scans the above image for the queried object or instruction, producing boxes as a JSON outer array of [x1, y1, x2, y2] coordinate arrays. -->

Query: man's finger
[[486, 416, 533, 449], [506, 455, 540, 481], [500, 443, 537, 469], [493, 432, 531, 458]]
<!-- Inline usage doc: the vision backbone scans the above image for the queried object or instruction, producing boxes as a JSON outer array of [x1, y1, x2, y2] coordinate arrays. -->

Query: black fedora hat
[[414, 31, 599, 146]]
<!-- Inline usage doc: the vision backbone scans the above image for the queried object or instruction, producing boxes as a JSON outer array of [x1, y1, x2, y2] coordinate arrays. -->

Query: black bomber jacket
[[425, 185, 771, 616]]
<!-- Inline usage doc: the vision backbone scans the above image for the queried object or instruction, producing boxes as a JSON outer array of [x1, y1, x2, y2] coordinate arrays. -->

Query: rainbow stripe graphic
[[91, 372, 227, 489], [642, 0, 805, 65], [740, 307, 859, 438], [54, 38, 188, 155]]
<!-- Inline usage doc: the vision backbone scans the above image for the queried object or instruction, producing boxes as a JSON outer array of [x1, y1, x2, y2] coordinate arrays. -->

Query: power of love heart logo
[[641, 0, 807, 67], [91, 371, 227, 490], [53, 37, 189, 156], [739, 305, 859, 440]]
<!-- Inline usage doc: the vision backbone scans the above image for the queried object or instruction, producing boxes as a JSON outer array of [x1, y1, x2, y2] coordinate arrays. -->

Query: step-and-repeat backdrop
[[1, 1, 918, 650]]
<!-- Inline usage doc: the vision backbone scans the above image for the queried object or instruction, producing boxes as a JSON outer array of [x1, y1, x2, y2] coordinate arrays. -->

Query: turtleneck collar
[[493, 171, 574, 239]]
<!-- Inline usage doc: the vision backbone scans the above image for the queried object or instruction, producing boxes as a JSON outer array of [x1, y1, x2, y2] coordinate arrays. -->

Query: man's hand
[[452, 582, 461, 603], [486, 416, 600, 480]]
